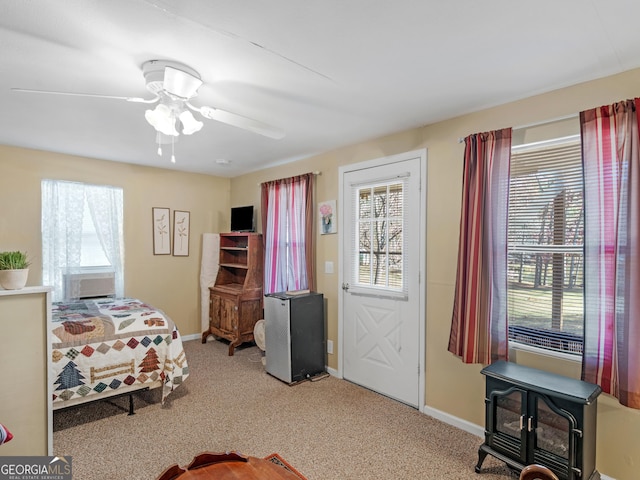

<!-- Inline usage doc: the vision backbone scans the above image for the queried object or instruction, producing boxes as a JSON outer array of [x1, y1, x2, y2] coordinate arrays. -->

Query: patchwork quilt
[[51, 298, 189, 408]]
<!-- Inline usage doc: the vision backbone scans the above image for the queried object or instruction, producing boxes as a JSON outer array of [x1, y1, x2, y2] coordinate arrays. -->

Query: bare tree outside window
[[356, 183, 404, 289], [507, 139, 584, 354]]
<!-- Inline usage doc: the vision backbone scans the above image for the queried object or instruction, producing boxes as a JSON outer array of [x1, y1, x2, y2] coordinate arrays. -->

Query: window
[[507, 135, 584, 354], [42, 180, 124, 301], [80, 200, 111, 267], [354, 181, 405, 292], [261, 173, 314, 294], [348, 172, 411, 300]]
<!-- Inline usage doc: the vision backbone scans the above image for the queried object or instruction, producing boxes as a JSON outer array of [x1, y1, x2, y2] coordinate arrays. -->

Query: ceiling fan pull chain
[[156, 132, 163, 157]]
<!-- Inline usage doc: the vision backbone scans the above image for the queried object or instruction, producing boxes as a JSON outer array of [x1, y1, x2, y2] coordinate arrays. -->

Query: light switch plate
[[325, 261, 334, 274]]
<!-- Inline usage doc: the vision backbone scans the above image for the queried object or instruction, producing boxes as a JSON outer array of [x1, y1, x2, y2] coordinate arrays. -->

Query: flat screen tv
[[230, 205, 254, 232]]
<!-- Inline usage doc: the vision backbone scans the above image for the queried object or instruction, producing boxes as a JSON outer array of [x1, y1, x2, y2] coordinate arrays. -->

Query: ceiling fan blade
[[11, 88, 158, 103], [197, 105, 285, 139]]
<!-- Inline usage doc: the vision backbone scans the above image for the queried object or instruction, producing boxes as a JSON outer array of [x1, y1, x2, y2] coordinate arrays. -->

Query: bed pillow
[[0, 423, 13, 445]]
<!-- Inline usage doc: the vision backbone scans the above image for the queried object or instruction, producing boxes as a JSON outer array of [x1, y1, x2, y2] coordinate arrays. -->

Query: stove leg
[[475, 447, 488, 473]]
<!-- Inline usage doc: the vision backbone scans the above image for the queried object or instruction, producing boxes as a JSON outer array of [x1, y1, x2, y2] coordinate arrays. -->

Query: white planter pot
[[0, 268, 29, 290]]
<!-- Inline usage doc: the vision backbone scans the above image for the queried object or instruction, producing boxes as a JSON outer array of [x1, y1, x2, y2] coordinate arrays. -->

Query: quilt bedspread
[[51, 298, 189, 407]]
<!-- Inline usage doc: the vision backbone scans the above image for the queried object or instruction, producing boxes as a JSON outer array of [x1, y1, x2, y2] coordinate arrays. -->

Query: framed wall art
[[319, 200, 337, 235], [152, 207, 171, 255], [173, 210, 190, 256]]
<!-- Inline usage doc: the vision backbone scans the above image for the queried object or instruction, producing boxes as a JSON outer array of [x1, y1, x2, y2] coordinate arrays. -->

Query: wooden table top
[[156, 452, 304, 480]]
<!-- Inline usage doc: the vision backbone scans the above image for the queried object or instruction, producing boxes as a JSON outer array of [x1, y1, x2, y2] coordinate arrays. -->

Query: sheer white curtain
[[85, 185, 125, 297], [42, 180, 124, 301]]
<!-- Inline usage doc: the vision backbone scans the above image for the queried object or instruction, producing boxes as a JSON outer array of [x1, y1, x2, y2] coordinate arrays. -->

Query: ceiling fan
[[12, 60, 285, 162]]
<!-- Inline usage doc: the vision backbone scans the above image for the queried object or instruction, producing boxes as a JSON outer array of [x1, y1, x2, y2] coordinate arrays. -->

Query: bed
[[51, 297, 189, 411]]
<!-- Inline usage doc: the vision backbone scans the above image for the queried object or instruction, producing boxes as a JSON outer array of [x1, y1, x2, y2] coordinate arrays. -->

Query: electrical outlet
[[327, 339, 334, 355]]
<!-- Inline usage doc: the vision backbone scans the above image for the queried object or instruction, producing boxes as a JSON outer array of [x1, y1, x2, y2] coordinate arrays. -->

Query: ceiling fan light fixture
[[179, 110, 203, 135], [145, 103, 178, 136]]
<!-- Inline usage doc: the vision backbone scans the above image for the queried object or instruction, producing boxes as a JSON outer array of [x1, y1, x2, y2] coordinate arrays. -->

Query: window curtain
[[42, 180, 84, 301], [581, 99, 640, 409], [261, 173, 315, 294], [448, 128, 512, 364], [85, 184, 125, 298], [42, 180, 124, 301]]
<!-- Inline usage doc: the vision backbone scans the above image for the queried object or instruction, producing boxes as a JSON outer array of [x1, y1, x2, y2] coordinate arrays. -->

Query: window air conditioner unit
[[63, 271, 116, 300]]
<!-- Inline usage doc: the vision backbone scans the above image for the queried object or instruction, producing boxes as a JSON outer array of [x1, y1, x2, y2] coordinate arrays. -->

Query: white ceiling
[[2, 0, 640, 177]]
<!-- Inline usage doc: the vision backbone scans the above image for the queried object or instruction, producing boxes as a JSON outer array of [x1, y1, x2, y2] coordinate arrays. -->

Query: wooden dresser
[[202, 233, 263, 355]]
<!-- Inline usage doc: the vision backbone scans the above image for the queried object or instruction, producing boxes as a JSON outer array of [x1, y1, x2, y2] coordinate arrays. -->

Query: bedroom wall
[[230, 67, 640, 480], [0, 145, 230, 337]]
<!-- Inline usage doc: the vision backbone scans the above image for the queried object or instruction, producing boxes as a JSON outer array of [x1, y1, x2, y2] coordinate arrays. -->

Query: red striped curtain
[[260, 173, 315, 295], [581, 99, 640, 409], [448, 128, 512, 364]]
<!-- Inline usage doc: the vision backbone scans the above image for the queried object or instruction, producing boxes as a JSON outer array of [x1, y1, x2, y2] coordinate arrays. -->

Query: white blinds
[[350, 174, 409, 297], [507, 136, 584, 351]]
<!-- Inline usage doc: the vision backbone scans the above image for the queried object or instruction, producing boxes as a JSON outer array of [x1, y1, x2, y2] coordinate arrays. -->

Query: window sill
[[508, 340, 581, 363]]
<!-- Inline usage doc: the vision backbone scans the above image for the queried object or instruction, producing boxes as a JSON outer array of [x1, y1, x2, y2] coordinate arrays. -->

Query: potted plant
[[0, 251, 31, 290]]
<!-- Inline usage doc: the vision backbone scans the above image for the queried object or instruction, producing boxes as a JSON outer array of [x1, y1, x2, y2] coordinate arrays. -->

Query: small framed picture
[[319, 200, 337, 235], [173, 210, 190, 256], [152, 207, 171, 255]]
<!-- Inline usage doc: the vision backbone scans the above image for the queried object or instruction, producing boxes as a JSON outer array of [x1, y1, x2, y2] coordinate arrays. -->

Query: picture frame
[[152, 207, 171, 255], [319, 200, 337, 235], [173, 210, 190, 256]]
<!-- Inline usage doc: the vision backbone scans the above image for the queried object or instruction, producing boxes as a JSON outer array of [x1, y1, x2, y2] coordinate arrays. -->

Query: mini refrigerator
[[264, 291, 325, 384]]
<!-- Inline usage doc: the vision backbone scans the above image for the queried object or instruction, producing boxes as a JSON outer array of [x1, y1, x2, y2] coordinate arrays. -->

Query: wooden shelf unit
[[202, 232, 263, 356]]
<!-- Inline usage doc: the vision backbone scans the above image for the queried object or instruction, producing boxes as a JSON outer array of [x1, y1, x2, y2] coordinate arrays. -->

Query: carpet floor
[[53, 338, 517, 479]]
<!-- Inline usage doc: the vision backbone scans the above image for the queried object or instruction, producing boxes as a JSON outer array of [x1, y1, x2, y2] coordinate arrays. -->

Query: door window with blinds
[[350, 175, 408, 298], [507, 135, 584, 354]]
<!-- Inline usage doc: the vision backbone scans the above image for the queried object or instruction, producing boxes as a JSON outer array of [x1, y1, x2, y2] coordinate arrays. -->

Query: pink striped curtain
[[581, 99, 640, 409], [261, 173, 315, 295], [448, 128, 512, 364]]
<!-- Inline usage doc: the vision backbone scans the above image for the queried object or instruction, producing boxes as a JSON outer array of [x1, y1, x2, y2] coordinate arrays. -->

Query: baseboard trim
[[422, 405, 485, 438], [181, 333, 201, 342], [325, 366, 340, 378], [421, 405, 616, 480]]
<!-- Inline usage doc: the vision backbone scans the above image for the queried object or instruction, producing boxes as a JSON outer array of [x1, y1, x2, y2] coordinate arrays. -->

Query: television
[[230, 205, 255, 232]]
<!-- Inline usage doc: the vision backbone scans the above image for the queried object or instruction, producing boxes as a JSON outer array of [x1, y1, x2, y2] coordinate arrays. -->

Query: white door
[[340, 151, 425, 408]]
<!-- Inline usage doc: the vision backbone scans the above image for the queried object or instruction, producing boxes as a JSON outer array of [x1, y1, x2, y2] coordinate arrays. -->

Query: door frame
[[337, 148, 427, 412]]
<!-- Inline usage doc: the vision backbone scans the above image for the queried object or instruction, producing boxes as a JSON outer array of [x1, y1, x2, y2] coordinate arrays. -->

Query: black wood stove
[[476, 361, 601, 480]]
